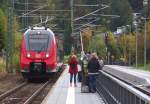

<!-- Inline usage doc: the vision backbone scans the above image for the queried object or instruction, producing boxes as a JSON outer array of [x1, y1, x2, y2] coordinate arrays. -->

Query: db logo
[[35, 54, 41, 58]]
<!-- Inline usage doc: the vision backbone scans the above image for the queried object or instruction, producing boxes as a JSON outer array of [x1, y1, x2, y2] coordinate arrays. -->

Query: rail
[[24, 81, 49, 104], [96, 70, 150, 104], [0, 82, 27, 100]]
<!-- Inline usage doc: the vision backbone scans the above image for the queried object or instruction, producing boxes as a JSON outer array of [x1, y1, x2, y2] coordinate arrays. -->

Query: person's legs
[[92, 75, 96, 92], [74, 73, 77, 86], [89, 74, 96, 92], [70, 74, 73, 86], [88, 74, 93, 92]]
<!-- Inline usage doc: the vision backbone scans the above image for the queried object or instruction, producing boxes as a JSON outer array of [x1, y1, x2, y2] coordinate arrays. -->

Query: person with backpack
[[68, 54, 78, 87], [87, 52, 100, 93]]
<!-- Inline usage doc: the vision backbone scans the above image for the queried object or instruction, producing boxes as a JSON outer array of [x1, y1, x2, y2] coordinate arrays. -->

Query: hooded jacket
[[68, 57, 78, 74], [87, 58, 100, 74]]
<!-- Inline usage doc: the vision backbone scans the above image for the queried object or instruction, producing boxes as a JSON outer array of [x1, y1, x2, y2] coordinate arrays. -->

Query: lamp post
[[122, 26, 126, 60], [80, 31, 84, 52], [126, 25, 131, 66], [133, 21, 138, 68], [144, 18, 147, 69], [141, 17, 148, 69], [117, 26, 126, 60]]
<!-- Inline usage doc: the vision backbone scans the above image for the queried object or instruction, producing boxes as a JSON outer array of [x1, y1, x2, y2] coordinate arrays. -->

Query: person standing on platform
[[99, 56, 104, 70], [86, 51, 91, 61], [87, 53, 100, 93], [68, 54, 78, 87]]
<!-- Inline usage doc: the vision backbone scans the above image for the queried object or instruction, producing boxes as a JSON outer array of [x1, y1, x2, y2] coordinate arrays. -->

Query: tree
[[147, 19, 150, 62], [0, 9, 7, 51], [110, 0, 133, 31], [88, 33, 106, 58], [82, 27, 92, 52], [106, 32, 120, 59], [128, 0, 143, 12]]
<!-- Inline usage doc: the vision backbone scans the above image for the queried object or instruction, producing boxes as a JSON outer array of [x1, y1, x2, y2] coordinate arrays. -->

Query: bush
[[12, 53, 20, 72], [63, 55, 70, 64], [0, 9, 7, 50]]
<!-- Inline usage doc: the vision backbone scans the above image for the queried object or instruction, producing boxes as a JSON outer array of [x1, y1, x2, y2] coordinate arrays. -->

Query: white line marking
[[66, 87, 75, 104], [146, 78, 150, 84]]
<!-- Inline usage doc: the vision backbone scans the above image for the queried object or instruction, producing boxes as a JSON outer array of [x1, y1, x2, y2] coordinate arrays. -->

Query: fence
[[96, 70, 150, 104]]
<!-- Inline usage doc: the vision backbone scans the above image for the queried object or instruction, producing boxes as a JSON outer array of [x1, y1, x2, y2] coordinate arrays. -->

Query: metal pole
[[123, 26, 126, 59], [26, 0, 29, 27], [108, 52, 110, 64], [135, 24, 138, 68], [144, 19, 147, 69], [127, 25, 131, 66], [129, 51, 131, 66], [70, 0, 74, 51], [80, 31, 84, 52], [71, 0, 74, 34]]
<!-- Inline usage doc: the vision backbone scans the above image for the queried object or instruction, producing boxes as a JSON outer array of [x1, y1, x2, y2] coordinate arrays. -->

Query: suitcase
[[78, 71, 82, 82], [81, 76, 90, 93], [81, 85, 89, 93]]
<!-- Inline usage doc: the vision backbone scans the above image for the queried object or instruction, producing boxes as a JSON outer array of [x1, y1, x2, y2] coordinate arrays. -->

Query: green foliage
[[12, 32, 22, 71], [147, 19, 150, 62], [63, 55, 70, 64], [89, 34, 106, 57], [110, 0, 133, 31], [128, 0, 143, 12], [82, 27, 92, 52], [0, 58, 5, 72], [107, 32, 121, 59], [0, 8, 7, 50]]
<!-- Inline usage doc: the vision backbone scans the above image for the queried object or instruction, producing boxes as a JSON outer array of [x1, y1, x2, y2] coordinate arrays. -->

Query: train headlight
[[27, 53, 31, 58], [46, 53, 49, 58]]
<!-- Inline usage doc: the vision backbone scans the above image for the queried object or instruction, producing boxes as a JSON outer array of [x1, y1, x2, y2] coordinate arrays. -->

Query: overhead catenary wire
[[74, 4, 109, 21], [74, 18, 100, 31], [17, 4, 48, 18]]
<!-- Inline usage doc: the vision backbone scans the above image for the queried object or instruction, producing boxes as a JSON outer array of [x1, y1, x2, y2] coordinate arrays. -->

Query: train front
[[20, 27, 57, 79]]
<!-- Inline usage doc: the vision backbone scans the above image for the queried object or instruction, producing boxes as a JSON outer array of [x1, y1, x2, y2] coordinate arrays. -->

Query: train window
[[27, 34, 50, 52]]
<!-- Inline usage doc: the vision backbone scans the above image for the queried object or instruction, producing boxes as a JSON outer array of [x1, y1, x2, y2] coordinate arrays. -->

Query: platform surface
[[105, 65, 150, 84], [42, 65, 105, 104]]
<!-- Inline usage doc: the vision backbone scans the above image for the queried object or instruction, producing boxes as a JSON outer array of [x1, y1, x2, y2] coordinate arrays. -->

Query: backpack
[[71, 62, 76, 69]]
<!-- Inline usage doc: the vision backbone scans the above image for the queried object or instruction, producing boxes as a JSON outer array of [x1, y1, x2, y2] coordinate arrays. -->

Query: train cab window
[[27, 34, 50, 52]]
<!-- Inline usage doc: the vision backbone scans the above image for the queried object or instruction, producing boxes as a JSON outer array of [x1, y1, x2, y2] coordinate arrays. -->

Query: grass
[[0, 52, 20, 73], [138, 64, 150, 71], [0, 58, 5, 72], [132, 63, 150, 71]]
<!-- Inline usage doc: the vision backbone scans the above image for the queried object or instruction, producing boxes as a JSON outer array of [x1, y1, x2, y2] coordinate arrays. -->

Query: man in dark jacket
[[87, 53, 100, 93]]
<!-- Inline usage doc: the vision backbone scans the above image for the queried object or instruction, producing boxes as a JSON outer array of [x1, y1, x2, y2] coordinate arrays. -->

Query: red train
[[20, 27, 59, 79]]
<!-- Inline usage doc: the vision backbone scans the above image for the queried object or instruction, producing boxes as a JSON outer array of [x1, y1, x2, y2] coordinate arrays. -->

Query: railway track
[[0, 67, 63, 104], [0, 81, 48, 104]]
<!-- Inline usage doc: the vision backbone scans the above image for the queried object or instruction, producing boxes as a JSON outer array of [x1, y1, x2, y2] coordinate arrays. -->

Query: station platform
[[42, 65, 105, 104]]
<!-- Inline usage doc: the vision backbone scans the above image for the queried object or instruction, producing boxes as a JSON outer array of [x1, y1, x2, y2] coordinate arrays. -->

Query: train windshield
[[27, 34, 49, 52]]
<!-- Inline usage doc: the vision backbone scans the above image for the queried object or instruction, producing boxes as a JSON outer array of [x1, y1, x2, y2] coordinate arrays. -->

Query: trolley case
[[81, 85, 89, 93], [81, 75, 89, 93], [80, 58, 89, 93], [78, 71, 82, 82]]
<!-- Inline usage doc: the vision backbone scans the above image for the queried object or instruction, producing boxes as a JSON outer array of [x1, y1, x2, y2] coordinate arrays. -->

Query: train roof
[[24, 27, 55, 36]]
